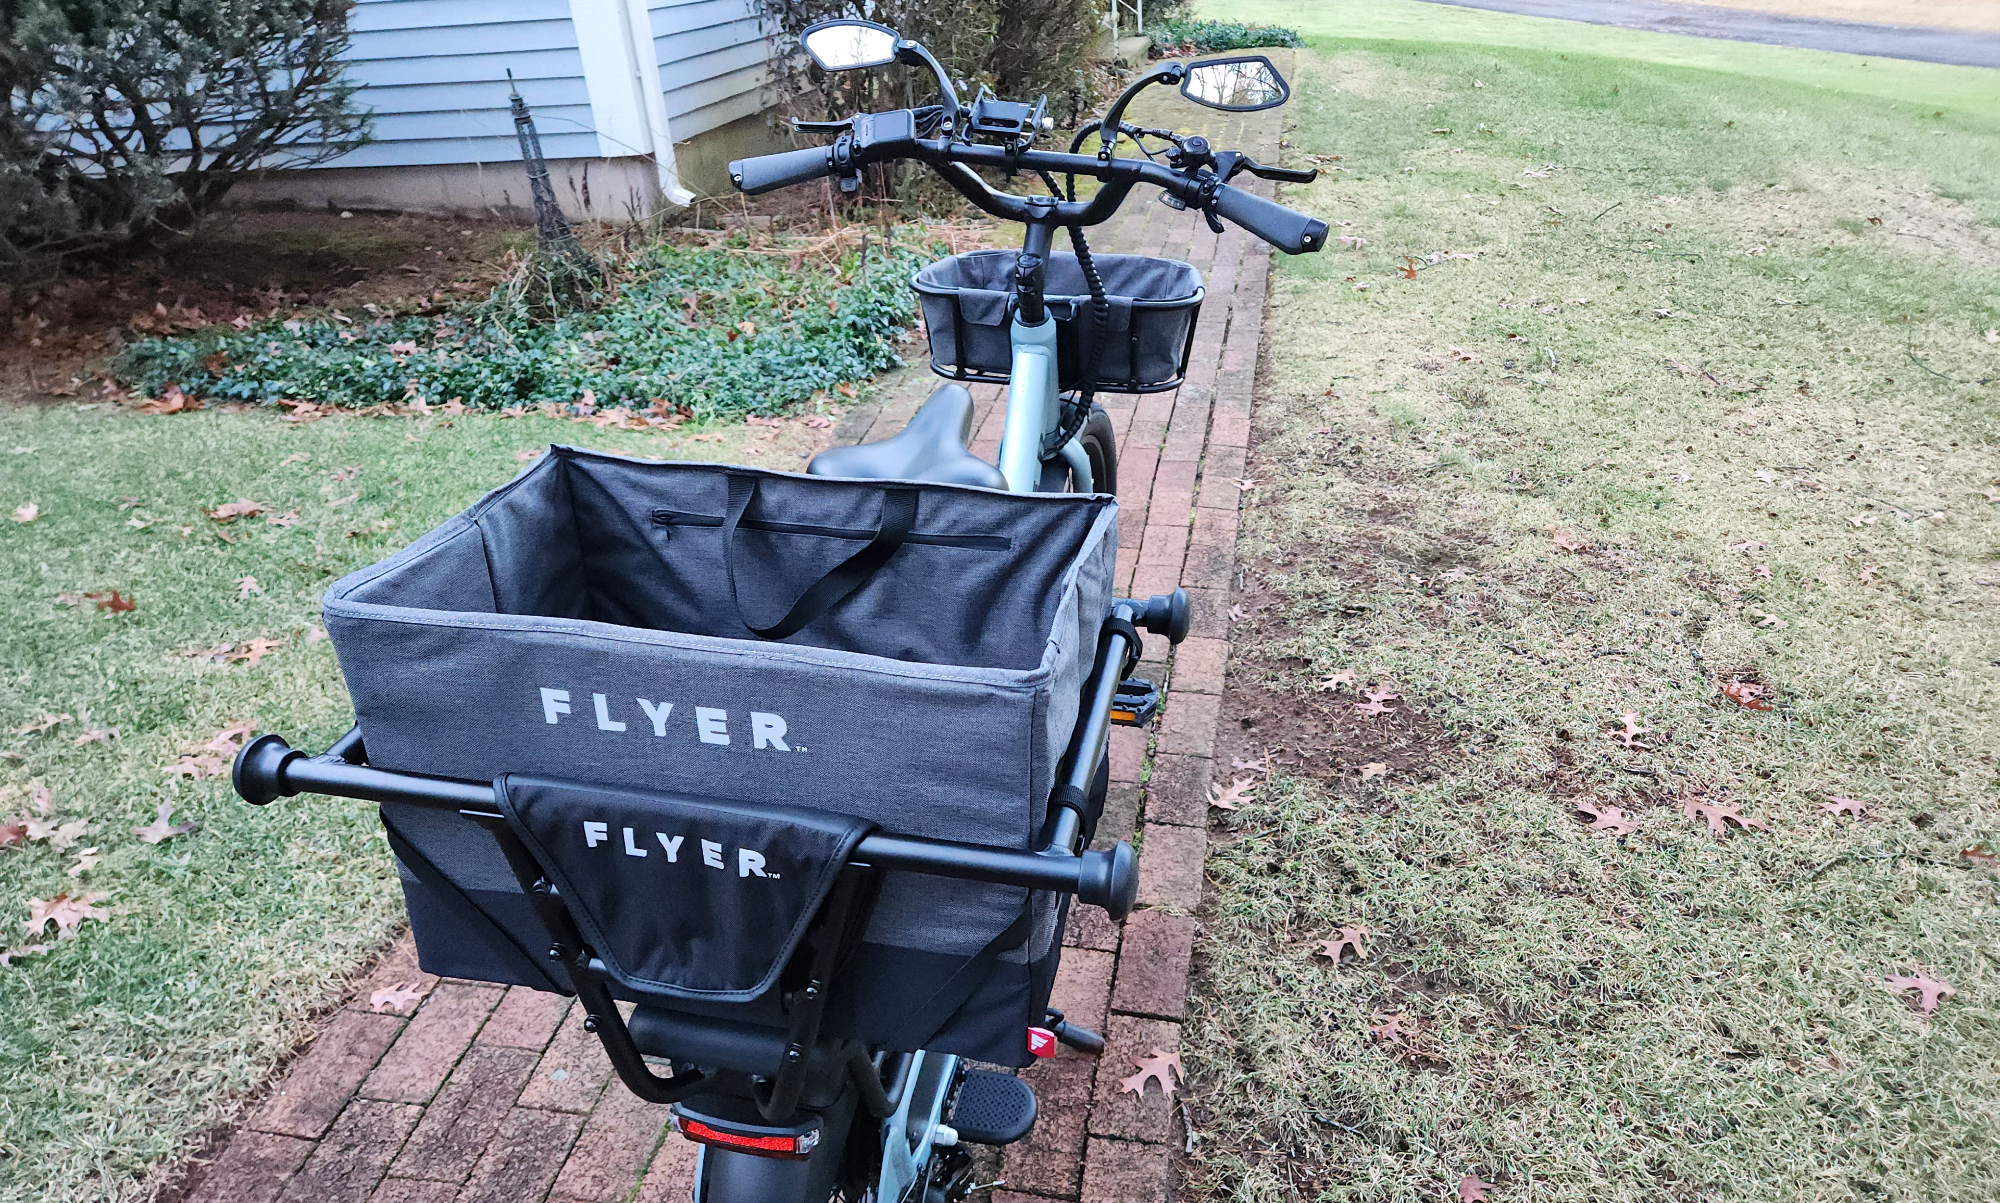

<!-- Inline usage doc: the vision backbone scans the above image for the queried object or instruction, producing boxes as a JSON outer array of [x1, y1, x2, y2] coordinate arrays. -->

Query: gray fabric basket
[[323, 447, 1117, 1063], [913, 250, 1203, 393]]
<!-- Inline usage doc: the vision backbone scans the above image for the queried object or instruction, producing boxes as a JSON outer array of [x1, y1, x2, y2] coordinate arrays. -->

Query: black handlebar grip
[[729, 146, 834, 196], [1210, 182, 1328, 254]]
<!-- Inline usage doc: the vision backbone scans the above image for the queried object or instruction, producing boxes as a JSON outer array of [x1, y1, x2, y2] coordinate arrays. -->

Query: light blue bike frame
[[993, 227, 1093, 495]]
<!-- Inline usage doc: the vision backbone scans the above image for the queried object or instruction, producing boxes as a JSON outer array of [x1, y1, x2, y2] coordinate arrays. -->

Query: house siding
[[648, 0, 773, 142], [336, 0, 597, 169]]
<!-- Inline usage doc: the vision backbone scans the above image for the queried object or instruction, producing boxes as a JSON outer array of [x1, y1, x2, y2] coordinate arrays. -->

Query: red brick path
[[177, 87, 1282, 1203]]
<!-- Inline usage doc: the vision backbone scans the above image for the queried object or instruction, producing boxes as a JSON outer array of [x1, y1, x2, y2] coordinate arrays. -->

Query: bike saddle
[[806, 384, 1007, 489]]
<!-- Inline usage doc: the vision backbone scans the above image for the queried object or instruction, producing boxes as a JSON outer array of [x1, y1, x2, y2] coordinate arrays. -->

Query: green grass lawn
[[1181, 7, 2000, 1203], [0, 400, 856, 1201]]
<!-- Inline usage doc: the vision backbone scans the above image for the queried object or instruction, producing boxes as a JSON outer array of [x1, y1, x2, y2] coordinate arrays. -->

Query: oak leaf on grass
[[1821, 798, 1867, 818], [1209, 778, 1255, 811], [205, 499, 266, 523], [1885, 974, 1954, 1014], [1314, 926, 1369, 962], [24, 891, 110, 938], [10, 503, 37, 523], [1720, 680, 1773, 711], [1575, 800, 1636, 836], [1460, 1174, 1497, 1202], [235, 576, 263, 600], [1609, 712, 1653, 750], [133, 803, 198, 844]]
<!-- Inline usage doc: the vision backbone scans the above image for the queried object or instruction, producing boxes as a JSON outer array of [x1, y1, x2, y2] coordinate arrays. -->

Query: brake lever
[[1244, 157, 1319, 184], [792, 118, 853, 135]]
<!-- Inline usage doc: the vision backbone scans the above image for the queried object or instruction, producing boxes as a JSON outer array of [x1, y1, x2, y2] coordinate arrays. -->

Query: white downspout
[[620, 0, 695, 207]]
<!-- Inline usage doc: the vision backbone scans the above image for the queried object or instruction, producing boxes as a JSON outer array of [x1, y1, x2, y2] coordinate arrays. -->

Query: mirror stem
[[1097, 64, 1184, 159], [896, 40, 961, 134]]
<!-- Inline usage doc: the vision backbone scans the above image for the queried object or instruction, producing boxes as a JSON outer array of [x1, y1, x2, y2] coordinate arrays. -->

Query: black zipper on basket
[[650, 508, 1011, 550]]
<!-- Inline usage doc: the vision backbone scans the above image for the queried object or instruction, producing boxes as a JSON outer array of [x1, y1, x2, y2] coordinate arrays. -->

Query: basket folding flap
[[497, 775, 874, 1002]]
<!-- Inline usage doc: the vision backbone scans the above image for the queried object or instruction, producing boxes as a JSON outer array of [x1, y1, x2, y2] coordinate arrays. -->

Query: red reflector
[[1027, 1027, 1057, 1058], [677, 1118, 817, 1160]]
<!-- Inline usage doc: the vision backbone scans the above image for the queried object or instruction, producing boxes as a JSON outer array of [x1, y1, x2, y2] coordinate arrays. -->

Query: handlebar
[[233, 731, 1140, 919], [727, 120, 1326, 254]]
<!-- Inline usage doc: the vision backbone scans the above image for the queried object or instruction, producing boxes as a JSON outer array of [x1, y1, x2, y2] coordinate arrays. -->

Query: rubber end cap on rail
[[1130, 589, 1190, 645], [233, 734, 300, 806], [1081, 842, 1139, 920]]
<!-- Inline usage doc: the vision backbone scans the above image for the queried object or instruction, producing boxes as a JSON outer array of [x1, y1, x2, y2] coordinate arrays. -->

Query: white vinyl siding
[[647, 0, 772, 141], [333, 0, 597, 169]]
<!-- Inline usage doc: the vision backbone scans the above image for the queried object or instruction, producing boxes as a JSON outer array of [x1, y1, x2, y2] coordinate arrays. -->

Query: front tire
[[1038, 403, 1119, 496]]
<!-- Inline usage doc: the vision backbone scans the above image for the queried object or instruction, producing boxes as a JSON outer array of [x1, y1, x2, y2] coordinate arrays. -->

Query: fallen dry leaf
[[67, 848, 101, 876], [280, 452, 310, 466], [1314, 926, 1369, 962], [370, 982, 431, 1014], [1233, 477, 1258, 492], [1821, 798, 1867, 818], [0, 818, 26, 848], [1885, 973, 1954, 1015], [515, 449, 543, 463], [134, 384, 200, 415], [1209, 778, 1256, 811], [163, 754, 228, 780], [10, 503, 37, 523], [29, 819, 89, 851], [0, 942, 52, 968], [1398, 257, 1419, 280], [24, 891, 111, 938], [73, 728, 117, 746], [89, 590, 136, 613], [1963, 846, 1998, 868], [235, 576, 263, 600], [1317, 670, 1357, 692], [196, 721, 258, 754], [132, 803, 198, 845], [327, 491, 361, 507], [332, 465, 362, 482], [205, 500, 265, 523], [1610, 712, 1653, 751], [230, 637, 283, 667], [16, 713, 70, 735], [1575, 800, 1636, 837], [1549, 528, 1587, 554], [1367, 1014, 1408, 1044], [1115, 1048, 1183, 1098], [1720, 681, 1774, 711], [1460, 1174, 1497, 1203], [1680, 795, 1769, 838], [1359, 762, 1389, 780], [266, 510, 300, 528]]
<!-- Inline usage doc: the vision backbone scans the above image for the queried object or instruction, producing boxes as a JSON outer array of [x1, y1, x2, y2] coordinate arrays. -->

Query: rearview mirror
[[800, 20, 901, 72], [1181, 55, 1290, 112]]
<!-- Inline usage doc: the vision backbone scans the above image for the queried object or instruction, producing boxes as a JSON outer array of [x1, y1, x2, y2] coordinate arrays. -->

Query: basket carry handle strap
[[722, 473, 919, 640], [882, 905, 1032, 1051]]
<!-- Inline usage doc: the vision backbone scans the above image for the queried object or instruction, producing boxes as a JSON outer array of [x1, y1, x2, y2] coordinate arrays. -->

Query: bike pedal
[[1109, 677, 1159, 727], [947, 1069, 1037, 1146]]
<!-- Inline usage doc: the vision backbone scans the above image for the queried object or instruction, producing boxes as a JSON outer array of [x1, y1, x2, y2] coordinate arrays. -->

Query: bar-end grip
[[1210, 182, 1327, 255], [729, 145, 834, 196], [1079, 842, 1139, 920], [234, 734, 302, 806]]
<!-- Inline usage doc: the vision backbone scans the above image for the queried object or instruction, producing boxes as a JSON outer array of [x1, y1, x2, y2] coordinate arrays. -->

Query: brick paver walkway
[[177, 80, 1284, 1203]]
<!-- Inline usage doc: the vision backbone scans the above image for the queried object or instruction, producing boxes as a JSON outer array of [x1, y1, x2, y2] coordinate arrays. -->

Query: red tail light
[[676, 1117, 821, 1160]]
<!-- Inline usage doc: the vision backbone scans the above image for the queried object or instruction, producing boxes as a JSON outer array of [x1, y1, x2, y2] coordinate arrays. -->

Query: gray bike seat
[[806, 384, 1007, 489]]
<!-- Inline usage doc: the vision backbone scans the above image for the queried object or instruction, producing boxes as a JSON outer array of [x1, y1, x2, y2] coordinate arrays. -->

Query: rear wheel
[[1037, 403, 1119, 496]]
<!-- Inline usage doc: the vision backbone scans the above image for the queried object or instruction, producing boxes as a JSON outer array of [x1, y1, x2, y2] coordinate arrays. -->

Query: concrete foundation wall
[[227, 111, 792, 221]]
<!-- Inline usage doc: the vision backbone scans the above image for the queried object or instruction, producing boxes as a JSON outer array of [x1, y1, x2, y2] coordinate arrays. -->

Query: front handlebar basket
[[912, 251, 1203, 394]]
